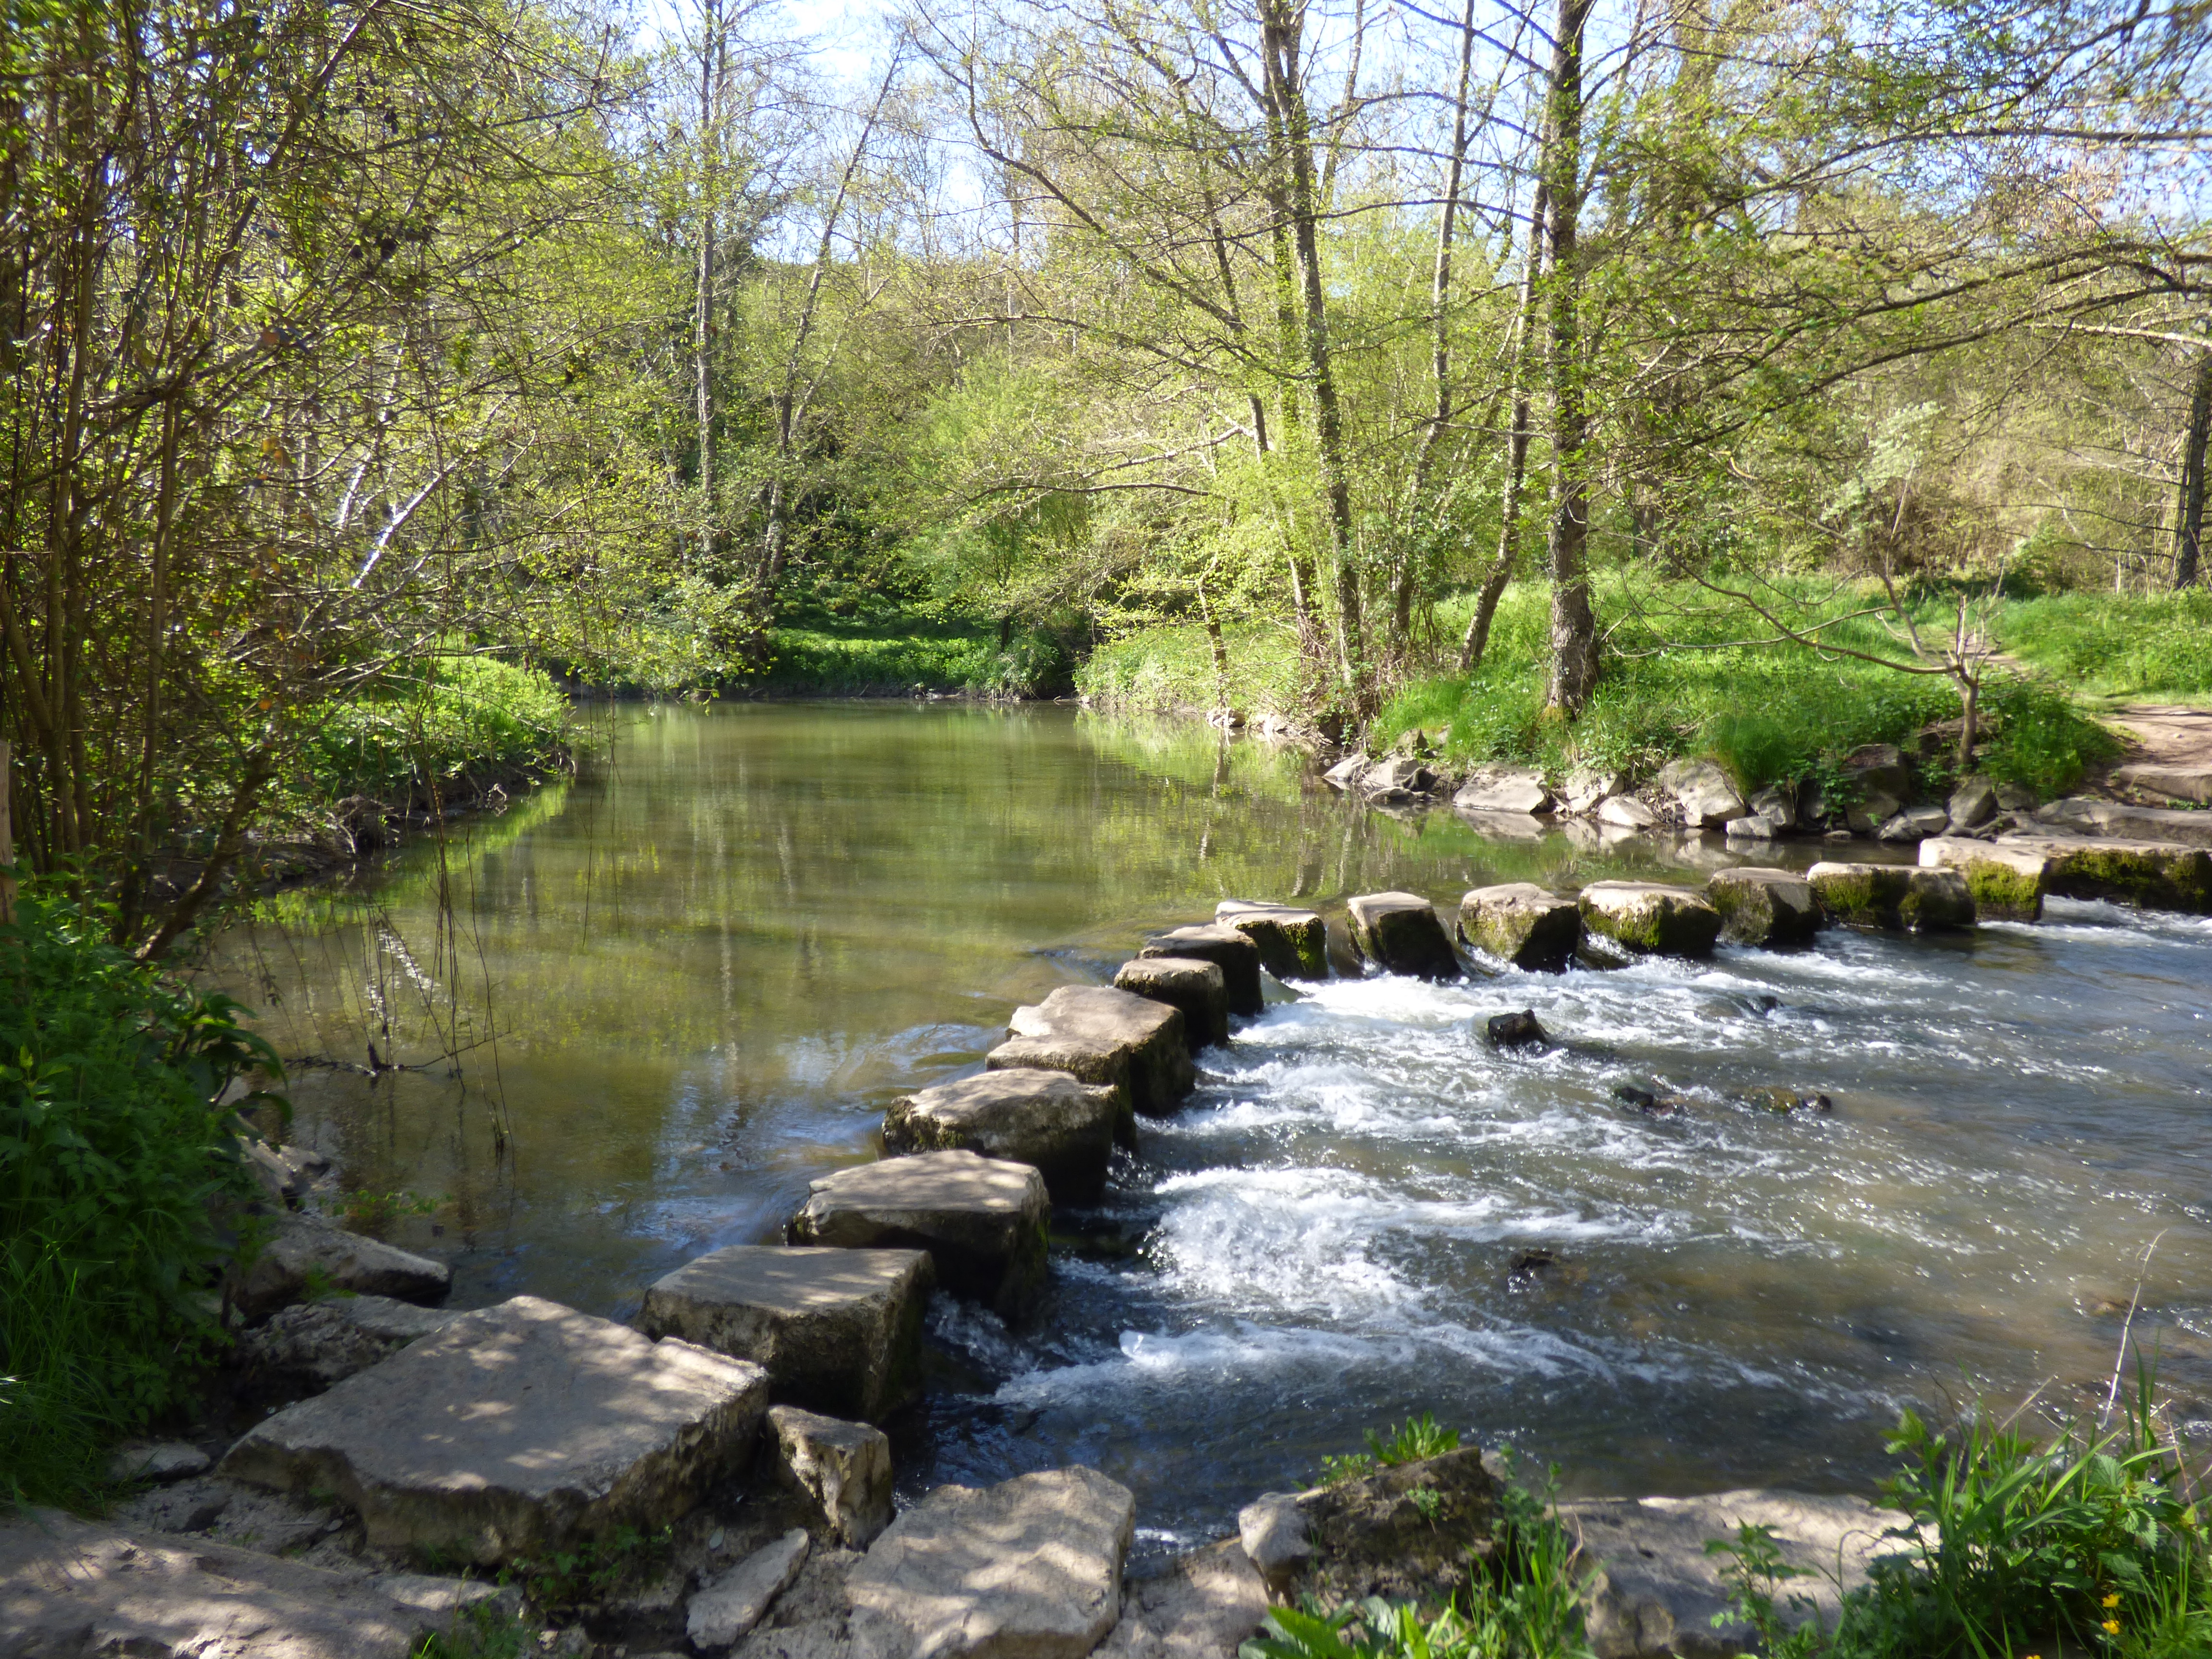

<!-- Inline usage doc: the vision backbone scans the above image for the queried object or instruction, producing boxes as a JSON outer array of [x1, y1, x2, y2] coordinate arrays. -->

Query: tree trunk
[[694, 0, 721, 566], [1459, 176, 1548, 674], [1542, 0, 1598, 717], [2176, 349, 2211, 589]]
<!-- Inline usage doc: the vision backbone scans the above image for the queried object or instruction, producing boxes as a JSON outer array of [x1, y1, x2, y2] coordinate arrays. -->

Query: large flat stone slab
[[1114, 957, 1229, 1052], [1807, 862, 1975, 932], [2037, 795, 2212, 848], [1345, 892, 1460, 981], [1214, 901, 1328, 981], [1577, 881, 1722, 957], [1458, 883, 1581, 971], [2114, 763, 2212, 805], [1704, 867, 1822, 946], [1562, 1489, 1903, 1658], [219, 1295, 768, 1563], [847, 1467, 1136, 1659], [1996, 831, 2212, 913], [638, 1245, 932, 1423], [1139, 924, 1263, 1015], [787, 1153, 1050, 1322], [1917, 837, 2051, 921], [0, 1509, 509, 1659], [884, 1070, 1119, 1205], [988, 986, 1194, 1119], [236, 1212, 450, 1319]]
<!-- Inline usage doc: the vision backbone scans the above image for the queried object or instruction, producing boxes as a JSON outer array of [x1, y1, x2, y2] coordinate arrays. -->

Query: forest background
[[3, 0, 2211, 958]]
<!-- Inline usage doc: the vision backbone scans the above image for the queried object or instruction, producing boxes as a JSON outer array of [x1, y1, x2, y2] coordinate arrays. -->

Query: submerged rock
[[1704, 867, 1821, 947], [1576, 881, 1722, 958], [1807, 862, 1975, 932], [1458, 882, 1581, 972], [786, 1152, 1050, 1322], [989, 986, 1195, 1119], [1614, 1085, 1691, 1117], [637, 1244, 933, 1423], [1140, 923, 1265, 1015], [769, 1405, 894, 1548], [1484, 1009, 1551, 1051], [1917, 837, 2050, 921], [884, 1069, 1120, 1205], [1321, 754, 1369, 789], [220, 1295, 767, 1564], [1113, 956, 1230, 1052], [1737, 1087, 1834, 1114], [846, 1467, 1136, 1659], [1346, 892, 1461, 981], [1214, 900, 1330, 981]]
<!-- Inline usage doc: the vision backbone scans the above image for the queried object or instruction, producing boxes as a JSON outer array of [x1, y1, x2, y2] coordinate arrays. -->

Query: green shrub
[[302, 654, 572, 803], [1980, 677, 2122, 798], [0, 890, 273, 1510]]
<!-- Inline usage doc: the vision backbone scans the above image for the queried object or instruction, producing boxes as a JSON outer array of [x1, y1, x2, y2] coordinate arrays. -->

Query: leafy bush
[[302, 654, 572, 803], [765, 617, 1076, 696], [0, 890, 274, 1509], [1980, 677, 2123, 798]]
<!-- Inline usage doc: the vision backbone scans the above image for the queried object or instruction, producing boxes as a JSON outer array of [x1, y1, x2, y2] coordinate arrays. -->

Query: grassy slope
[[754, 607, 1074, 696]]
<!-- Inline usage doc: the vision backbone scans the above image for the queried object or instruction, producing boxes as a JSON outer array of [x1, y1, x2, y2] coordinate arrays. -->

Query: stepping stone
[[1705, 868, 1822, 946], [220, 1295, 767, 1563], [1214, 901, 1329, 980], [2036, 796, 2212, 850], [637, 1245, 932, 1423], [1345, 892, 1460, 980], [1996, 832, 2212, 913], [2113, 764, 2212, 807], [236, 1211, 450, 1319], [0, 1509, 511, 1659], [987, 985, 1194, 1119], [769, 1404, 894, 1547], [1917, 838, 2051, 921], [1458, 883, 1581, 971], [1113, 956, 1228, 1051], [883, 1070, 1119, 1204], [1577, 881, 1722, 957], [1806, 862, 1975, 932], [690, 1528, 810, 1650], [1139, 923, 1264, 1014], [786, 1152, 1050, 1322], [847, 1467, 1136, 1659]]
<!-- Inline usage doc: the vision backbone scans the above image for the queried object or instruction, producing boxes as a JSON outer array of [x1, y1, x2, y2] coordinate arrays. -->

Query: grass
[[0, 888, 273, 1510], [1081, 619, 1311, 716], [300, 653, 574, 805], [760, 606, 1078, 696], [1998, 590, 2212, 700]]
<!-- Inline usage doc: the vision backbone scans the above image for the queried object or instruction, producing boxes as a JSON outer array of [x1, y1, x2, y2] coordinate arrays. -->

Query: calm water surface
[[209, 701, 2212, 1556]]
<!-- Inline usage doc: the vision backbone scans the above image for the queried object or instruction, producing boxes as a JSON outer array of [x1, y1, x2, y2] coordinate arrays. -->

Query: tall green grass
[[1998, 591, 2212, 700], [763, 615, 1077, 696], [302, 654, 573, 803], [0, 890, 272, 1510]]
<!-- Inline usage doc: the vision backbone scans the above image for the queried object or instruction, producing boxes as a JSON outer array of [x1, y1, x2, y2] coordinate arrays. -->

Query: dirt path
[[2108, 705, 2212, 770]]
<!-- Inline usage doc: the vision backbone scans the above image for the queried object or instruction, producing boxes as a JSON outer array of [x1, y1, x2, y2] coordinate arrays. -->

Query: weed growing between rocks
[[502, 1524, 675, 1617], [0, 888, 276, 1511], [412, 1600, 538, 1659], [1322, 1416, 1466, 1485]]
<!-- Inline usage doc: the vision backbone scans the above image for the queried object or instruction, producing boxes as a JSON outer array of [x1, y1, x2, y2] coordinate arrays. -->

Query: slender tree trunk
[[694, 0, 721, 566], [1460, 176, 1549, 673], [2176, 349, 2211, 589], [1542, 0, 1598, 716]]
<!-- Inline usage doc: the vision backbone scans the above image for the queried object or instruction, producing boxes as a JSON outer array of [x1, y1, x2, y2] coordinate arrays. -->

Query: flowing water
[[209, 700, 2212, 1557]]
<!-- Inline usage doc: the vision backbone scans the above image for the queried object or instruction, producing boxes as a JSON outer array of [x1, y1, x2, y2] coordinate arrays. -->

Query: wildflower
[[2104, 1593, 2122, 1608], [2105, 1619, 2122, 1635]]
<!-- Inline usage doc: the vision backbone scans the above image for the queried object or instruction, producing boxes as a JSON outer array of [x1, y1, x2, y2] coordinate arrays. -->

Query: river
[[209, 700, 2212, 1558]]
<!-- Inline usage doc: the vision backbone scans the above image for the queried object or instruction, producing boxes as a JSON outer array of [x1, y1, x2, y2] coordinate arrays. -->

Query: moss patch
[[1962, 861, 2045, 922]]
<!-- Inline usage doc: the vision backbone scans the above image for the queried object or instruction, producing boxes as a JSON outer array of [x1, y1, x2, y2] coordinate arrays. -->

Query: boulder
[[0, 1509, 512, 1659], [236, 1293, 465, 1391], [105, 1441, 212, 1485], [1562, 1490, 1903, 1659], [1947, 776, 1998, 830], [846, 1467, 1136, 1659], [1113, 957, 1229, 1051], [1576, 881, 1722, 958], [786, 1153, 1050, 1322], [1997, 830, 2212, 913], [988, 986, 1194, 1119], [1917, 837, 2051, 922], [1656, 759, 1746, 829], [1453, 766, 1551, 815], [769, 1405, 894, 1548], [2037, 795, 2212, 849], [1806, 862, 1976, 932], [1748, 784, 1797, 830], [1597, 794, 1657, 830], [220, 1296, 767, 1564], [2114, 763, 2212, 805], [1345, 892, 1461, 981], [1737, 1087, 1833, 1114], [1484, 1010, 1550, 1050], [1358, 757, 1434, 794], [1561, 767, 1618, 815], [1321, 754, 1369, 789], [691, 1529, 811, 1650], [1458, 883, 1581, 972], [1280, 1447, 1496, 1612], [1215, 901, 1329, 981], [1095, 1539, 1269, 1659], [1876, 805, 1949, 843], [1704, 868, 1822, 947], [236, 1211, 451, 1319], [1614, 1085, 1690, 1117], [1140, 923, 1265, 1016], [637, 1245, 933, 1423], [1237, 1493, 1311, 1594], [1839, 744, 1913, 832], [884, 1070, 1119, 1205], [1723, 814, 1778, 839]]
